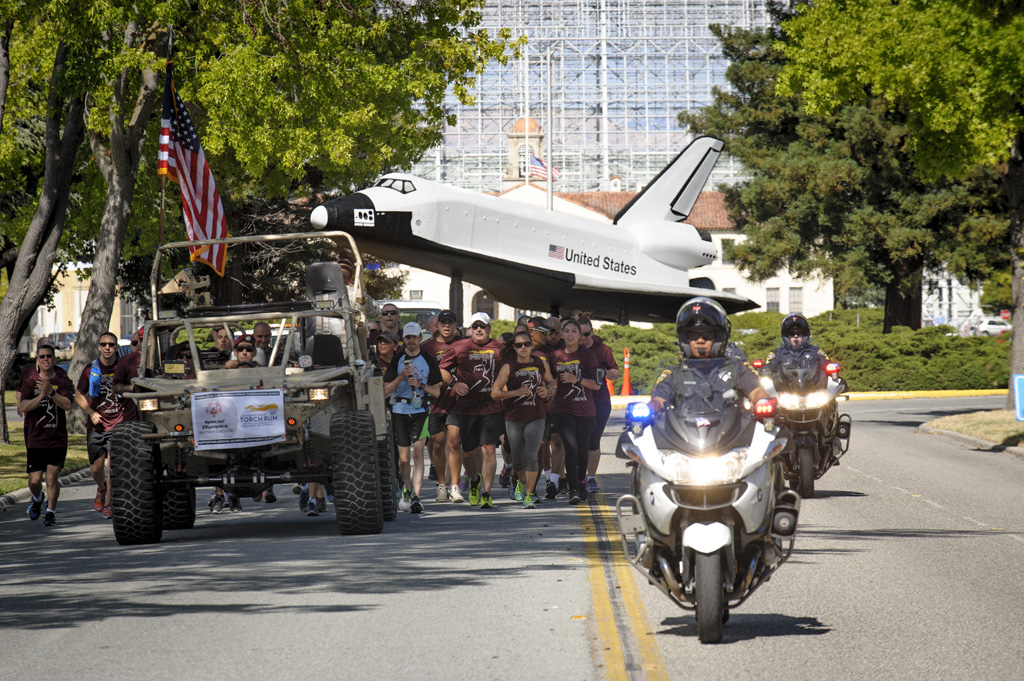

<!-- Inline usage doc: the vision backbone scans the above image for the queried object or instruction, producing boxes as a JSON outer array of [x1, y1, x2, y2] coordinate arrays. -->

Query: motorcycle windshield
[[653, 402, 755, 456], [775, 350, 826, 393]]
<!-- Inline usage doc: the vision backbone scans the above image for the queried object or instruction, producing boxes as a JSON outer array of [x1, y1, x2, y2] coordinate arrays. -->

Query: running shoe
[[568, 492, 581, 506], [523, 493, 536, 509], [448, 485, 465, 503], [498, 464, 513, 488], [586, 477, 600, 493], [479, 492, 493, 509], [400, 487, 412, 512], [210, 494, 225, 514], [557, 478, 569, 496], [264, 488, 277, 503], [251, 490, 264, 502], [514, 480, 525, 502], [43, 510, 56, 526], [468, 477, 481, 506], [545, 481, 558, 501], [27, 494, 45, 521], [410, 496, 423, 513], [307, 498, 319, 516], [94, 487, 105, 512], [228, 494, 243, 512], [436, 484, 448, 502], [298, 486, 309, 511], [316, 496, 327, 514], [102, 503, 112, 519], [458, 474, 470, 493], [578, 486, 589, 503], [428, 464, 438, 481]]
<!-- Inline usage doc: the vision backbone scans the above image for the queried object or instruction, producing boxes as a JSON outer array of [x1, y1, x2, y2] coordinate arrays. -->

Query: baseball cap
[[438, 309, 458, 323], [135, 326, 145, 339], [469, 312, 491, 326], [527, 316, 552, 333], [403, 322, 423, 338], [234, 333, 256, 348], [376, 330, 400, 345], [36, 337, 55, 351]]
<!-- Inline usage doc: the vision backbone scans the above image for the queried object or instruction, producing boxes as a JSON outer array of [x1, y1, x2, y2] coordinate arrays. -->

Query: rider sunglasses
[[787, 330, 804, 337], [99, 342, 117, 347], [686, 331, 714, 342], [513, 341, 532, 348]]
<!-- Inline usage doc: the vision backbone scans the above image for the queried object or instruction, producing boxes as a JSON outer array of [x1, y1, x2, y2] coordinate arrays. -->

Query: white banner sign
[[191, 389, 286, 451]]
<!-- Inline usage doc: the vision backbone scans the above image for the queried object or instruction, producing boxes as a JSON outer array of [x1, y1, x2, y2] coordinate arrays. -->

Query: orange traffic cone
[[606, 378, 615, 395], [620, 347, 632, 396]]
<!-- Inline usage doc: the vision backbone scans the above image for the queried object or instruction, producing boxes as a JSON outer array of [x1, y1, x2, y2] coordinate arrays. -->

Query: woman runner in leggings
[[492, 331, 556, 508], [547, 319, 601, 504]]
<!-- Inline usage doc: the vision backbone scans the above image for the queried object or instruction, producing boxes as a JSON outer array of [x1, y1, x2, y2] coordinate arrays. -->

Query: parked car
[[976, 319, 1012, 336]]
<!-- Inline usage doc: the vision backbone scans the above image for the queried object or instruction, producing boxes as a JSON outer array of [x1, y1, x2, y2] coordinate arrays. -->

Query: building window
[[409, 290, 423, 300], [472, 290, 498, 318], [518, 145, 529, 177], [789, 287, 803, 314], [720, 238, 734, 265], [766, 287, 780, 313]]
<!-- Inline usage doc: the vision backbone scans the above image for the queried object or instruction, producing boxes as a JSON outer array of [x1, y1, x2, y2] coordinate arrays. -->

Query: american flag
[[158, 64, 228, 276], [548, 244, 565, 259], [529, 153, 560, 180]]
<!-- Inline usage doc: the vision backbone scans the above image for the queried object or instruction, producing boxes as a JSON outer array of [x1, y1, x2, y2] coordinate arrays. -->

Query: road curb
[[0, 466, 93, 512], [917, 425, 1024, 458]]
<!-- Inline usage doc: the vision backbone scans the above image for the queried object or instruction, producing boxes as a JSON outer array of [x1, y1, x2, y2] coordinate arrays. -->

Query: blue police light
[[626, 401, 654, 424]]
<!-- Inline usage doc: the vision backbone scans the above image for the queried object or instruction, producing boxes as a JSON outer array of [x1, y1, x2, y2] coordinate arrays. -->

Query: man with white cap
[[384, 321, 442, 513], [439, 312, 504, 509]]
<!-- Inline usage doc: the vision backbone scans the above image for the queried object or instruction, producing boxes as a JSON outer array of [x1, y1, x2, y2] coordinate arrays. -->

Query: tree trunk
[[0, 43, 85, 444], [882, 264, 923, 333], [1006, 130, 1024, 411], [66, 50, 161, 433], [0, 19, 11, 136]]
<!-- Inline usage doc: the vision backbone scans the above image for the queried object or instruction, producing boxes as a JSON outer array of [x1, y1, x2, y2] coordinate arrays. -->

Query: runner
[[420, 309, 462, 502], [384, 322, 442, 514], [547, 319, 601, 505], [439, 312, 504, 509], [579, 317, 619, 493], [492, 331, 556, 508]]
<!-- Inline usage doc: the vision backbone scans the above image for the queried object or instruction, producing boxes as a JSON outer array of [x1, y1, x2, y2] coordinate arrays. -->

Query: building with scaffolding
[[410, 0, 771, 193]]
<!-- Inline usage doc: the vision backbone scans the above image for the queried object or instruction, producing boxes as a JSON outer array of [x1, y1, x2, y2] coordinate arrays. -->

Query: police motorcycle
[[762, 316, 851, 499], [613, 299, 800, 644]]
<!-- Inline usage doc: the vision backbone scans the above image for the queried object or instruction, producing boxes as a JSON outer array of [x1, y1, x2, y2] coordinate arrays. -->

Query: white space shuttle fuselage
[[311, 137, 757, 322]]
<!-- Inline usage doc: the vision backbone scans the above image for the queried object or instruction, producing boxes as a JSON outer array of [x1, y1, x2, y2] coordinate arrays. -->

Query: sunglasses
[[37, 354, 54, 359], [787, 331, 804, 337], [131, 340, 139, 346], [236, 346, 255, 353], [581, 331, 592, 337], [254, 334, 271, 339], [471, 323, 488, 330], [381, 310, 400, 316], [687, 331, 714, 342], [99, 342, 117, 347], [513, 342, 532, 348]]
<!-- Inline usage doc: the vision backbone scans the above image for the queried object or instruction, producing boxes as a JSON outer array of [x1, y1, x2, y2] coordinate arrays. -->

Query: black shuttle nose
[[310, 193, 375, 230]]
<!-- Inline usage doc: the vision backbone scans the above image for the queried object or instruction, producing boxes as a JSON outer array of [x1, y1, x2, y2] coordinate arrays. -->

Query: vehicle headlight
[[139, 398, 159, 412], [778, 393, 801, 410], [805, 390, 831, 408], [309, 388, 329, 401], [660, 450, 746, 486]]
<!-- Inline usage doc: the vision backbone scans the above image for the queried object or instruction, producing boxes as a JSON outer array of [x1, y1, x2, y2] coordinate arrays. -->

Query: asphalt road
[[0, 395, 1018, 681]]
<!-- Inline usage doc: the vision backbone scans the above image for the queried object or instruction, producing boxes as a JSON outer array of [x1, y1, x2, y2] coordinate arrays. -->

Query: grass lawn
[[926, 409, 1024, 448], [0, 423, 90, 495]]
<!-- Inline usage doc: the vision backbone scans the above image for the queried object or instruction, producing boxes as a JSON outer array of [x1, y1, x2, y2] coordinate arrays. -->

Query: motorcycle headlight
[[660, 450, 747, 486], [805, 390, 831, 408], [778, 393, 801, 410]]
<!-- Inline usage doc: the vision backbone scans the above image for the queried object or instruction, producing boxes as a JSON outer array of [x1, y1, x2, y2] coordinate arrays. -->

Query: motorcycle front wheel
[[796, 446, 815, 499], [695, 551, 725, 643]]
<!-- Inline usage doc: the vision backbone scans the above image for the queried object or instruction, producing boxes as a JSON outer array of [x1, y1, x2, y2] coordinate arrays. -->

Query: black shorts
[[26, 447, 68, 474], [445, 412, 460, 429], [393, 412, 428, 447], [588, 400, 612, 451], [456, 412, 503, 452], [428, 412, 449, 437], [87, 429, 113, 464]]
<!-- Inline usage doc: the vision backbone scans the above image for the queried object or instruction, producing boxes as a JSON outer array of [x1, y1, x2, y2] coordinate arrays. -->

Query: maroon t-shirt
[[547, 345, 597, 417], [19, 366, 75, 448], [422, 337, 459, 414], [113, 351, 142, 387], [501, 357, 548, 423], [439, 337, 504, 416], [584, 340, 619, 404], [76, 357, 136, 432]]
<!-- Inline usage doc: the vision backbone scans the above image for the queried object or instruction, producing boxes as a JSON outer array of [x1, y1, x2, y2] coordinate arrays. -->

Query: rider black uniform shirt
[[765, 343, 829, 390], [652, 357, 762, 410]]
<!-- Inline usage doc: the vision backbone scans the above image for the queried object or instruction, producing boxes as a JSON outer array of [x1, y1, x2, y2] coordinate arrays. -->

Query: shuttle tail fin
[[613, 137, 724, 226]]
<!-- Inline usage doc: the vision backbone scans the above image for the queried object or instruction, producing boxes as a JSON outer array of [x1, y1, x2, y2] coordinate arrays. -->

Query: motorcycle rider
[[764, 314, 830, 384], [650, 297, 768, 413]]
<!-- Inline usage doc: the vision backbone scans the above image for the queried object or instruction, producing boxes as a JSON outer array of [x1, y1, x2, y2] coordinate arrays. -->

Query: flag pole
[[152, 26, 173, 318], [546, 47, 553, 211], [523, 44, 529, 195]]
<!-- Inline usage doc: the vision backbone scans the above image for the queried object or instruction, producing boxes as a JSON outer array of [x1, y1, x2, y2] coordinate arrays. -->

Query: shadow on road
[[659, 613, 831, 642], [808, 490, 868, 499]]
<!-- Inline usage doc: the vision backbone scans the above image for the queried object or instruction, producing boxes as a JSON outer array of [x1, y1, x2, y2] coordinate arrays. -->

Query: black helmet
[[676, 297, 731, 359], [781, 313, 811, 350]]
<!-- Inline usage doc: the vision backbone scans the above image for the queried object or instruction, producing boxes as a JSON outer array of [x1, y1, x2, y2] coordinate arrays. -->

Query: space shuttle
[[310, 136, 757, 323]]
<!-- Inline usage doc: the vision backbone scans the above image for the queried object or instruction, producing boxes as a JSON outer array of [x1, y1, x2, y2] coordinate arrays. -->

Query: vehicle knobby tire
[[695, 551, 725, 643], [378, 428, 397, 521], [797, 446, 815, 499], [162, 481, 196, 530], [109, 421, 163, 545], [330, 411, 384, 535]]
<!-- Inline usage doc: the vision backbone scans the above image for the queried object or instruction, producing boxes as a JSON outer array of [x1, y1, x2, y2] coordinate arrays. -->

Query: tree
[[776, 0, 1024, 404], [679, 11, 1007, 333]]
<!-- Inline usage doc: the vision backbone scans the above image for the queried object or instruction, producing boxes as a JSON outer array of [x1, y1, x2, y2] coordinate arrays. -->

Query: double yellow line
[[579, 493, 668, 681]]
